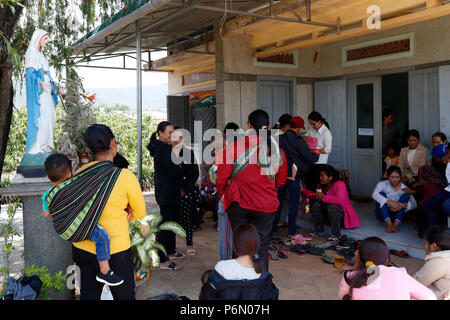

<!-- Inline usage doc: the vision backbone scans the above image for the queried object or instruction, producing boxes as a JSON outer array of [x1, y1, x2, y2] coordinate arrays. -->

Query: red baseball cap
[[290, 116, 305, 129]]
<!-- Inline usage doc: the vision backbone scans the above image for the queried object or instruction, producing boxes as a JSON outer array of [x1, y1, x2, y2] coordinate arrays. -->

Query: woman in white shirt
[[306, 111, 333, 165], [214, 223, 263, 280], [372, 166, 417, 233]]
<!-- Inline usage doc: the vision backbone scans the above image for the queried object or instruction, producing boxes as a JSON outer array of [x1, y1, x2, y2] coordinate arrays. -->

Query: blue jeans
[[273, 176, 301, 236], [423, 190, 450, 226], [90, 225, 110, 262], [375, 192, 410, 223], [218, 202, 233, 261]]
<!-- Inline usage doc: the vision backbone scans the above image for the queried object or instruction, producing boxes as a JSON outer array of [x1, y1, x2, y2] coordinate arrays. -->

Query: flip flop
[[389, 249, 410, 258], [276, 249, 288, 259], [321, 253, 334, 264], [268, 249, 279, 261], [187, 248, 196, 256]]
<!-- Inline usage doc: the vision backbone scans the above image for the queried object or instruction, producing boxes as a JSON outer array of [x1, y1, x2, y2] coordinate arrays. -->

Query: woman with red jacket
[[216, 110, 288, 270]]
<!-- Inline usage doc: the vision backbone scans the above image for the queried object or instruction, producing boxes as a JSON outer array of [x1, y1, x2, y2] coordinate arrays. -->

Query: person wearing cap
[[423, 144, 450, 225], [272, 115, 319, 237]]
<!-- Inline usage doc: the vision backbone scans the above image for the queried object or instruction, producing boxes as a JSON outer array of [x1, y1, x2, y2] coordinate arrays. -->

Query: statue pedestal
[[0, 178, 74, 300], [16, 152, 52, 178]]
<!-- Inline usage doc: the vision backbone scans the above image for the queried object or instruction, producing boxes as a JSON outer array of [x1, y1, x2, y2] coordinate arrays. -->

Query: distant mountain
[[14, 84, 168, 111]]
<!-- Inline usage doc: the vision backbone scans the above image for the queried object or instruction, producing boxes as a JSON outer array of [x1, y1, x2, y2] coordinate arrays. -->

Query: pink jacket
[[339, 265, 437, 300], [322, 181, 360, 229]]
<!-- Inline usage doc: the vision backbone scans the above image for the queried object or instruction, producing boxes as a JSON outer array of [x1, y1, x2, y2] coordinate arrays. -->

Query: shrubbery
[[3, 105, 158, 191]]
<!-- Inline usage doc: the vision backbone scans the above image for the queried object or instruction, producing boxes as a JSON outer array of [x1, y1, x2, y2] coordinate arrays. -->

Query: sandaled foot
[[187, 247, 196, 256]]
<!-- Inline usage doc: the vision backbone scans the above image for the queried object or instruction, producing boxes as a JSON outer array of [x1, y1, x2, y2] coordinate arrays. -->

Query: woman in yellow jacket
[[72, 124, 146, 300]]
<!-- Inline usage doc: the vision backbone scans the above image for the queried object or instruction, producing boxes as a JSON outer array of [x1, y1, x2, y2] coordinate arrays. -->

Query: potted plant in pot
[[129, 212, 186, 285]]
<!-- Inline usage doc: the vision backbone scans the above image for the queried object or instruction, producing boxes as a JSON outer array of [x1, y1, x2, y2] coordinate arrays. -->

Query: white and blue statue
[[25, 29, 58, 154], [16, 29, 58, 179]]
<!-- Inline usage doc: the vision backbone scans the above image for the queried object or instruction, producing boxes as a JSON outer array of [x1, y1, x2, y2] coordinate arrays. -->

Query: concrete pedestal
[[0, 177, 74, 300]]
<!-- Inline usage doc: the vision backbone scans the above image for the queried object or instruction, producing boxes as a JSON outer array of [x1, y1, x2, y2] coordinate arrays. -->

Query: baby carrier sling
[[46, 161, 122, 242]]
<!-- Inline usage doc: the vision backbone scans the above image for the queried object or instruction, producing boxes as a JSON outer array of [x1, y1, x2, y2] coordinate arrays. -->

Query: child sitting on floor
[[43, 153, 125, 287], [338, 236, 437, 300]]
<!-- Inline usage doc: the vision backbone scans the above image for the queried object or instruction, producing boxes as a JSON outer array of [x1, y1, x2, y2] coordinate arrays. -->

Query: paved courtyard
[[0, 193, 425, 300]]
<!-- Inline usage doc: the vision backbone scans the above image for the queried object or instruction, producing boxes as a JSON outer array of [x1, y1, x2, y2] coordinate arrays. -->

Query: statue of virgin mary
[[25, 29, 58, 154]]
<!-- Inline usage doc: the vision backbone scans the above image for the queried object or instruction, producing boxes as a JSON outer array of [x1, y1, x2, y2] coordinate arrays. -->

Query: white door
[[314, 80, 347, 171], [349, 77, 382, 197], [257, 79, 293, 125]]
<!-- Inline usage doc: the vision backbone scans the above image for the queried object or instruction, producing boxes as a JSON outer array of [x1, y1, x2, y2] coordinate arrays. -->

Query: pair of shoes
[[160, 262, 180, 270], [169, 252, 185, 260], [309, 231, 325, 237], [96, 270, 124, 286]]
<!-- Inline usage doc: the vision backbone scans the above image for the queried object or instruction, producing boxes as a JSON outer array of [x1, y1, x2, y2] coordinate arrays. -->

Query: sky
[[74, 51, 169, 89]]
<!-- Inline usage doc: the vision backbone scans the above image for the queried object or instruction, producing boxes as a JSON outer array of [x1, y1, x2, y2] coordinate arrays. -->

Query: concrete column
[[1, 180, 74, 300]]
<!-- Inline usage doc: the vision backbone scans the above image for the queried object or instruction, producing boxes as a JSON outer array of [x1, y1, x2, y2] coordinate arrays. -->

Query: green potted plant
[[129, 212, 186, 284]]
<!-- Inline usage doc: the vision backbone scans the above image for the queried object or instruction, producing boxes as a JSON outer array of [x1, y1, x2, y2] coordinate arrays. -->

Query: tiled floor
[[296, 200, 427, 259]]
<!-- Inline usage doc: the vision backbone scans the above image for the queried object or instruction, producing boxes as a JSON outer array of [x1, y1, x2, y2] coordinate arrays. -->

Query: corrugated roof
[[71, 0, 269, 57]]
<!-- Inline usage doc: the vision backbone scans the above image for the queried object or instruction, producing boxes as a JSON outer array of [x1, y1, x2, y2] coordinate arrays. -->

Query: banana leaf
[[149, 248, 160, 269], [159, 221, 186, 238], [152, 241, 167, 257], [142, 233, 156, 251]]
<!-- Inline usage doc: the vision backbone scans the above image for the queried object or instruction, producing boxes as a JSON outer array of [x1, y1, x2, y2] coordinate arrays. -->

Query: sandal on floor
[[169, 252, 185, 260], [276, 249, 288, 259], [268, 250, 279, 261], [389, 249, 410, 258], [321, 253, 334, 264], [187, 248, 196, 256], [160, 262, 180, 270]]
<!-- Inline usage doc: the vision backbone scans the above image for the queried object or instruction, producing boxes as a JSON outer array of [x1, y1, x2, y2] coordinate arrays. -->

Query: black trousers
[[226, 202, 276, 271], [72, 245, 135, 300], [158, 205, 179, 262]]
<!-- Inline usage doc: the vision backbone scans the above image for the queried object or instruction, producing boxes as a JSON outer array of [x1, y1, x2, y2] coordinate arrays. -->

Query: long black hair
[[83, 124, 115, 154], [319, 165, 341, 185], [342, 237, 390, 300], [424, 226, 450, 251], [233, 224, 265, 274], [308, 111, 330, 130], [248, 109, 272, 155], [147, 121, 173, 156]]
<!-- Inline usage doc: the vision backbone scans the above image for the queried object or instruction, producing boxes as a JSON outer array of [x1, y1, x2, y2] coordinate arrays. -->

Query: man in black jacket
[[273, 116, 319, 236]]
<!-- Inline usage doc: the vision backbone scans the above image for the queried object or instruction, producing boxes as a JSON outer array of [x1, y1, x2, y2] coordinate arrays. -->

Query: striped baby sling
[[46, 161, 122, 243]]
